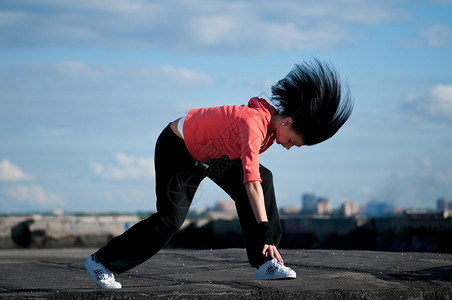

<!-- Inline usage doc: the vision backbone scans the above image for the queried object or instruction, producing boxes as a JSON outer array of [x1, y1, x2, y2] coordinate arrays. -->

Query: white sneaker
[[255, 258, 296, 280], [84, 253, 122, 289]]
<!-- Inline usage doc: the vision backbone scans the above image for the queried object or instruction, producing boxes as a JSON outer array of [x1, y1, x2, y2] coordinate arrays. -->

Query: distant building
[[404, 209, 450, 220], [316, 199, 332, 215], [363, 201, 395, 218], [280, 206, 301, 215], [301, 193, 331, 215], [340, 201, 359, 217], [302, 193, 317, 213], [210, 199, 236, 212], [205, 199, 238, 220], [437, 198, 450, 211]]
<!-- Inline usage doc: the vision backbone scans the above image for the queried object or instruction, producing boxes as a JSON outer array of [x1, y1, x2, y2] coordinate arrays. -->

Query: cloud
[[3, 184, 65, 207], [430, 0, 452, 4], [159, 65, 214, 88], [403, 84, 452, 124], [420, 25, 452, 47], [0, 160, 65, 209], [0, 159, 32, 182], [90, 153, 154, 180], [357, 157, 452, 208], [54, 61, 102, 78], [358, 185, 375, 196], [428, 84, 452, 117], [0, 0, 400, 52], [129, 65, 214, 88], [2, 60, 214, 90], [422, 157, 432, 168]]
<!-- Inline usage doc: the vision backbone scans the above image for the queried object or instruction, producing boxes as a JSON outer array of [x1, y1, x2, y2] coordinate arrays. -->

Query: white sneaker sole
[[255, 273, 296, 280]]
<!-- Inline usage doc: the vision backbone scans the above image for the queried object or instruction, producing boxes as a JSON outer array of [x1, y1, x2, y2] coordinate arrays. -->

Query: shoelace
[[273, 259, 289, 270], [104, 272, 116, 282], [96, 268, 115, 282]]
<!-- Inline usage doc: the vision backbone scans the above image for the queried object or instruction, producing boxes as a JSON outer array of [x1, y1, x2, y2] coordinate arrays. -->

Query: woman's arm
[[245, 181, 283, 263], [245, 181, 267, 222]]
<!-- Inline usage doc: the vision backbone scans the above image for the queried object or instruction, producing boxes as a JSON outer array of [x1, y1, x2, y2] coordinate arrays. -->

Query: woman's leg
[[96, 124, 205, 274], [206, 158, 281, 268]]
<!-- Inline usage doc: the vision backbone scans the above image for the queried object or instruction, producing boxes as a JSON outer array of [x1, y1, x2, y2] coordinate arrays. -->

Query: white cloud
[[427, 84, 452, 118], [358, 185, 375, 196], [0, 159, 65, 209], [3, 184, 65, 207], [422, 157, 432, 168], [420, 25, 452, 47], [3, 60, 213, 90], [159, 65, 214, 88], [122, 65, 214, 88], [403, 84, 452, 123], [0, 159, 32, 182], [90, 153, 154, 180], [54, 61, 101, 78], [0, 0, 400, 52], [430, 0, 452, 4]]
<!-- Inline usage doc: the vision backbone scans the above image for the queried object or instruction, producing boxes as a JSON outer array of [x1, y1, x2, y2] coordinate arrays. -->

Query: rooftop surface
[[0, 248, 451, 299]]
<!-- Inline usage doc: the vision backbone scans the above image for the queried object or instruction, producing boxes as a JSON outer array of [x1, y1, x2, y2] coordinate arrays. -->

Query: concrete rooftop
[[0, 248, 451, 299]]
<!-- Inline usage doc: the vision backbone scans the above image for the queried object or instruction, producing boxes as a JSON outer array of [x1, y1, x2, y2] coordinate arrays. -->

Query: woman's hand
[[262, 244, 283, 263], [245, 182, 283, 263]]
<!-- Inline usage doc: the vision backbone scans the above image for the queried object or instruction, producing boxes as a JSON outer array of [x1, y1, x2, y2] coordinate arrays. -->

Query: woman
[[85, 58, 353, 288]]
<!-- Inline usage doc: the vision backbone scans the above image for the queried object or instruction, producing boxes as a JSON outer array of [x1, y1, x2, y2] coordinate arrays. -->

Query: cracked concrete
[[0, 248, 451, 299]]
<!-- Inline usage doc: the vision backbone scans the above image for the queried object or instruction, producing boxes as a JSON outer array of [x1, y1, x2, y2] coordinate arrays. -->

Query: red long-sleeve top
[[183, 97, 276, 184]]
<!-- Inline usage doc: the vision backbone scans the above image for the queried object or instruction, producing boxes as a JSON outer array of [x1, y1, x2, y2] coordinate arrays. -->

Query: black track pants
[[96, 124, 281, 273]]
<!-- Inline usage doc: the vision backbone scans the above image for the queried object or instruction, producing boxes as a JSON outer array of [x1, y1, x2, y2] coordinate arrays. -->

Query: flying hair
[[271, 58, 353, 145]]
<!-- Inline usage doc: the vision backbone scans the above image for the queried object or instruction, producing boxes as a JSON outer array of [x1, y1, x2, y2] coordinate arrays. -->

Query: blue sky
[[1, 0, 451, 214]]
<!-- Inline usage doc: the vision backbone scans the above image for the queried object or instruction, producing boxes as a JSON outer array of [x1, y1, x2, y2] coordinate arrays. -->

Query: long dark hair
[[271, 58, 353, 145]]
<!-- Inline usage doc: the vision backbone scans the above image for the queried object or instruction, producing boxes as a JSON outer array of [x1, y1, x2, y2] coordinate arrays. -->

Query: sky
[[1, 0, 452, 214]]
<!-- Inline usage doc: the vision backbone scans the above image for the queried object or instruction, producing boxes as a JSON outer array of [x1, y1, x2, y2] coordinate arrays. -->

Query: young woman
[[85, 58, 353, 288]]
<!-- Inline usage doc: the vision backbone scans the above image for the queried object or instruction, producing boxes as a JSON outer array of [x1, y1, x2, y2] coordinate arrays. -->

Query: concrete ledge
[[0, 248, 451, 299]]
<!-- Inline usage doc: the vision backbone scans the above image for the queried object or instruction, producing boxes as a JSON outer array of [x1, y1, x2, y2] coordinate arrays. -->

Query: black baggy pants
[[96, 124, 282, 274]]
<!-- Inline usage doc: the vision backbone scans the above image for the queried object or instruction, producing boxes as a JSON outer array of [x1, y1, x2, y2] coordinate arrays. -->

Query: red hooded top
[[183, 97, 276, 184]]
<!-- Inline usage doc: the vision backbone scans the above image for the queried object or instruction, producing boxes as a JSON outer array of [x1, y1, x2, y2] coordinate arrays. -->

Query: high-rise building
[[365, 201, 395, 217], [301, 193, 317, 213], [316, 199, 332, 215], [437, 198, 450, 211], [301, 193, 331, 215], [341, 201, 359, 217]]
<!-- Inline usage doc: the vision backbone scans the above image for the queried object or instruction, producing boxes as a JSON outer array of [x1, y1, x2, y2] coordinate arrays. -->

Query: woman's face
[[275, 119, 304, 150]]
